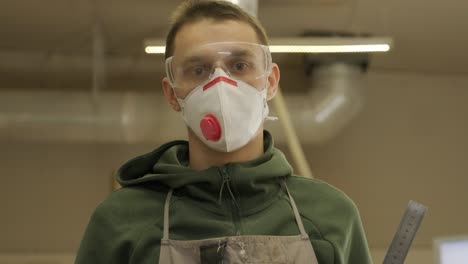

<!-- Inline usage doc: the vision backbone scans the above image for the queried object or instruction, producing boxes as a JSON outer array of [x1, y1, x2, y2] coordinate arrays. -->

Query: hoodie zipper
[[218, 167, 243, 236]]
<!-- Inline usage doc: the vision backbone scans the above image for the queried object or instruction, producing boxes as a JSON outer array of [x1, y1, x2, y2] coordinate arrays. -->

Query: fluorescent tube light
[[144, 37, 393, 54], [269, 44, 390, 53], [145, 46, 165, 54]]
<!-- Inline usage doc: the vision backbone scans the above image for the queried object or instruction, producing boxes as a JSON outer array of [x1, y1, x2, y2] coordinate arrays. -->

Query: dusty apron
[[158, 180, 319, 264]]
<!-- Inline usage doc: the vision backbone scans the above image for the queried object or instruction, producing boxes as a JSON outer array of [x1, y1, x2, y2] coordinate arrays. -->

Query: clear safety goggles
[[165, 42, 272, 91]]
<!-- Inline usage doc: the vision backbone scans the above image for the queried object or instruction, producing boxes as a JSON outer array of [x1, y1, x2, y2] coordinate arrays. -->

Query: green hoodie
[[75, 131, 372, 264]]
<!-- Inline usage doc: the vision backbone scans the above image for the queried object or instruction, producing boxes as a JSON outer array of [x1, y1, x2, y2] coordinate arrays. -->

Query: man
[[75, 1, 373, 263]]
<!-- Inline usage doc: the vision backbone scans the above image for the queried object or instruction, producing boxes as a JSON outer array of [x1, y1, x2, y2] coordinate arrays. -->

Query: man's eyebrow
[[179, 50, 256, 65], [180, 56, 205, 65], [229, 49, 255, 57]]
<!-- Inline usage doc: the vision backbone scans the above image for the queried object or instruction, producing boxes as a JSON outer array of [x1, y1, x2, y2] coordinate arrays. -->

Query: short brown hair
[[165, 0, 269, 59]]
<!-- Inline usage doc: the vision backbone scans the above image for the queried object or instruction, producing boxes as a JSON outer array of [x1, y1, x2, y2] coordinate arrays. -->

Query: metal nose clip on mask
[[177, 68, 270, 153]]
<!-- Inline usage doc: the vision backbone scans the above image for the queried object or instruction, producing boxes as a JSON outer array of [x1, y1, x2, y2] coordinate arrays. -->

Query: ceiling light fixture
[[144, 37, 393, 54]]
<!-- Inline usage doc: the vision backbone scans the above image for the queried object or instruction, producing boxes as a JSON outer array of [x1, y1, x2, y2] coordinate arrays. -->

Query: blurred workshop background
[[1, 0, 468, 263]]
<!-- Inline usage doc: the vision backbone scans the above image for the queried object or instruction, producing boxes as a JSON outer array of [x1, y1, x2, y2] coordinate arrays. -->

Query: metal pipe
[[271, 87, 314, 178]]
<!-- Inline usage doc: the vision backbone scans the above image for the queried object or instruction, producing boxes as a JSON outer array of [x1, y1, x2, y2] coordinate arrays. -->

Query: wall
[[301, 70, 468, 247]]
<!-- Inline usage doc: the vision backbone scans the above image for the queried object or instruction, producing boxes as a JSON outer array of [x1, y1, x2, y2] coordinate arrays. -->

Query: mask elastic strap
[[261, 75, 278, 121]]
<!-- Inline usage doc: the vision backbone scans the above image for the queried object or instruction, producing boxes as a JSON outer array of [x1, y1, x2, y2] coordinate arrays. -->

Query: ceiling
[[1, 0, 467, 91]]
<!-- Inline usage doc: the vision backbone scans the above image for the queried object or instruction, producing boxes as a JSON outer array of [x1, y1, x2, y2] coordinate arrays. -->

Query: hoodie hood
[[116, 131, 293, 213]]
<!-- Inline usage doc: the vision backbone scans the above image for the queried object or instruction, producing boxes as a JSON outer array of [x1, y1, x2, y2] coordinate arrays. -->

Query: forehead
[[173, 19, 260, 58]]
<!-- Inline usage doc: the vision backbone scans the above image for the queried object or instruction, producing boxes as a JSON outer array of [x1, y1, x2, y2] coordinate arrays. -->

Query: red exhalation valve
[[200, 114, 222, 141]]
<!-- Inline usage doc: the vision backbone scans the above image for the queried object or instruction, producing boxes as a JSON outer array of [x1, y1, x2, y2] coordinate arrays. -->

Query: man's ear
[[162, 77, 181, 112], [266, 63, 280, 101]]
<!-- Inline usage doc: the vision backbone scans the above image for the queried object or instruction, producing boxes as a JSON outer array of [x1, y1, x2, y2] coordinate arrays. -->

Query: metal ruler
[[383, 200, 427, 264]]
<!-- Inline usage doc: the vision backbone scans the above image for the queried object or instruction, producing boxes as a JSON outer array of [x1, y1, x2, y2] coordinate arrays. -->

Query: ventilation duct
[[0, 89, 364, 146], [290, 62, 365, 143]]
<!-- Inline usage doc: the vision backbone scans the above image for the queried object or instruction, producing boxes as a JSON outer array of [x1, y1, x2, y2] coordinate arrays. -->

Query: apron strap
[[280, 179, 309, 239], [162, 189, 174, 241]]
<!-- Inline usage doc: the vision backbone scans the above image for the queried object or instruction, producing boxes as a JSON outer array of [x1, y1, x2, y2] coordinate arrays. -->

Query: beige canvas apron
[[159, 181, 319, 264]]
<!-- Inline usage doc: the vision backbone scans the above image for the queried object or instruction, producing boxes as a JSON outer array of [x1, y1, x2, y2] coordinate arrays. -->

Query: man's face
[[162, 19, 279, 111]]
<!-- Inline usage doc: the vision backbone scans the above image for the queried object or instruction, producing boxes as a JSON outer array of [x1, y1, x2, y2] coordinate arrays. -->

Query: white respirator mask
[[176, 68, 271, 152]]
